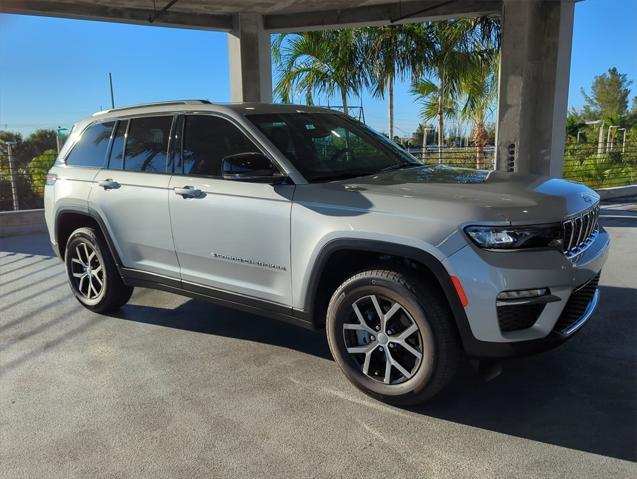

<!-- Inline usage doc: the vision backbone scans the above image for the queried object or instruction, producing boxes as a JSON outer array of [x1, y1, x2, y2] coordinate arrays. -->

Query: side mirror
[[221, 152, 280, 181]]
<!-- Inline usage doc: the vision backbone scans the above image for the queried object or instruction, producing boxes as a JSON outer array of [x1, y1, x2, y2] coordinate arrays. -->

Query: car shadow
[[0, 233, 55, 257], [108, 297, 333, 361], [107, 284, 636, 462]]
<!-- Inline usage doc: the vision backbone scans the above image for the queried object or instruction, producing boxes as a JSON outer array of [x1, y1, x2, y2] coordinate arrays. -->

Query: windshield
[[246, 112, 421, 182]]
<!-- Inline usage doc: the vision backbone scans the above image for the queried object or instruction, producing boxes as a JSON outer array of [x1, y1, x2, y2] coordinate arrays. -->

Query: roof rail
[[93, 99, 211, 116]]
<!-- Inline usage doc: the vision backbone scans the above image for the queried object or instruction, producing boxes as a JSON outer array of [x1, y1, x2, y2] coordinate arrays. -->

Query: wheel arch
[[55, 207, 123, 270], [302, 239, 474, 350]]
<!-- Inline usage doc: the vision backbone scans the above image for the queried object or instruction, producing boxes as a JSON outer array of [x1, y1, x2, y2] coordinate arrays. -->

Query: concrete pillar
[[228, 14, 272, 103], [495, 0, 575, 177]]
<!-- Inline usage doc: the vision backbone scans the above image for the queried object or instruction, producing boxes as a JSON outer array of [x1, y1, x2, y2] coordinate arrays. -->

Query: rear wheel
[[64, 227, 133, 313], [326, 268, 461, 405]]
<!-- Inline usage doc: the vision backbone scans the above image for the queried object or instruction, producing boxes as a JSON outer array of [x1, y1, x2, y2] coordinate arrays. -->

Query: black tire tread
[[326, 266, 461, 405], [65, 227, 133, 313]]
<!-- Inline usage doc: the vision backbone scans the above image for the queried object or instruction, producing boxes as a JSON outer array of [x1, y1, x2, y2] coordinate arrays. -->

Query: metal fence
[[562, 141, 637, 189], [406, 146, 496, 170], [0, 143, 635, 212], [0, 152, 57, 212]]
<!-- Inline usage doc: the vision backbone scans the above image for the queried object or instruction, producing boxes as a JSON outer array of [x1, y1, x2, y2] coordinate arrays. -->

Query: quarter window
[[124, 116, 173, 173], [65, 121, 114, 168], [181, 115, 260, 177]]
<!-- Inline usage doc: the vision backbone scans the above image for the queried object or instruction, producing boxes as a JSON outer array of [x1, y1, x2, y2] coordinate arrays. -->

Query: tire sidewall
[[65, 229, 109, 308], [327, 274, 436, 399]]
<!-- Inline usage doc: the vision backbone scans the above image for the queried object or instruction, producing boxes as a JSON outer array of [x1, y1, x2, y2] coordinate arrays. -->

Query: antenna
[[109, 72, 115, 109]]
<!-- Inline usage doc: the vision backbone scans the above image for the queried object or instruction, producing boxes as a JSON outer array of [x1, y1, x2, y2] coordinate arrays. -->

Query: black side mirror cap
[[221, 152, 283, 182]]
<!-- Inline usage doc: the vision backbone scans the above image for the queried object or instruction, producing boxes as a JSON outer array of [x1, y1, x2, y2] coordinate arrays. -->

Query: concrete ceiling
[[0, 0, 501, 32]]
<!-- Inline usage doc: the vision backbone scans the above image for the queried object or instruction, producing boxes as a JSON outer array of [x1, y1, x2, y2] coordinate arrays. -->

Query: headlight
[[464, 225, 563, 250]]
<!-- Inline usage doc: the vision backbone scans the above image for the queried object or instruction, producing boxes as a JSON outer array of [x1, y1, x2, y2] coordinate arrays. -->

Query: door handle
[[98, 179, 120, 190], [174, 186, 202, 198]]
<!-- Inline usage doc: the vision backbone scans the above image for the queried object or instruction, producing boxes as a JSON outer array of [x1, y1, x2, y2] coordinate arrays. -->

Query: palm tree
[[362, 25, 430, 138], [410, 20, 477, 161], [272, 30, 366, 115], [460, 54, 498, 168], [411, 18, 500, 163], [460, 18, 501, 168]]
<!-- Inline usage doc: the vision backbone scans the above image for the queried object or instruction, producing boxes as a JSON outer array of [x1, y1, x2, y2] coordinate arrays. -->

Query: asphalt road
[[1, 203, 636, 478]]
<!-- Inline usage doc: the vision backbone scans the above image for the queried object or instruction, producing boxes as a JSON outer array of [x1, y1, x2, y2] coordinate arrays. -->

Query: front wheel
[[64, 227, 133, 313], [326, 268, 461, 405]]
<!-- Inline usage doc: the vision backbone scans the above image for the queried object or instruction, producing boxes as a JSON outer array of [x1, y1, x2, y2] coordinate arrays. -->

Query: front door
[[168, 114, 294, 306], [90, 115, 180, 278]]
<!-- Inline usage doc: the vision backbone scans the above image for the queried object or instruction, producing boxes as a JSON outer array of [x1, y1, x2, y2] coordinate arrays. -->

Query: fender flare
[[303, 238, 475, 349], [54, 206, 124, 270]]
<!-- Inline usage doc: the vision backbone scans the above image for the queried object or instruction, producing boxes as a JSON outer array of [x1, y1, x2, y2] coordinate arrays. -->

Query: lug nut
[[387, 329, 393, 335], [370, 335, 375, 341], [375, 325, 380, 331], [379, 346, 384, 352]]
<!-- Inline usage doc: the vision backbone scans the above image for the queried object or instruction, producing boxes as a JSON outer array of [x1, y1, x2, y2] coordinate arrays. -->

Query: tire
[[64, 227, 133, 313], [326, 267, 461, 405]]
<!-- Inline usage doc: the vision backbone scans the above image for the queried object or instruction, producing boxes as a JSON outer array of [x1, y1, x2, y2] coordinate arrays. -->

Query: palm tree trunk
[[437, 72, 444, 164], [388, 74, 394, 140], [472, 119, 488, 169], [341, 88, 349, 116]]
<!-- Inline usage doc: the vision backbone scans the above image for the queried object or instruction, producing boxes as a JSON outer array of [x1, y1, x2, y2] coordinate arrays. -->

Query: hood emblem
[[581, 193, 594, 204]]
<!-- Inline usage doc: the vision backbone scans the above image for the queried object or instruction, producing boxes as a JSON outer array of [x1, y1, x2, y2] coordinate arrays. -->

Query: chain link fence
[[0, 142, 635, 212]]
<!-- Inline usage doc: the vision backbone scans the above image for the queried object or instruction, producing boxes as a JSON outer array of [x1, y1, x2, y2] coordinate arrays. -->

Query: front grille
[[562, 204, 600, 258], [553, 273, 600, 335], [497, 303, 545, 332]]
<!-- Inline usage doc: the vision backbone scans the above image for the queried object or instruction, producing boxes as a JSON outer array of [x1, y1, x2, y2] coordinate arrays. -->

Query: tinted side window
[[66, 121, 114, 168], [124, 116, 173, 173], [181, 115, 260, 177], [108, 120, 127, 170]]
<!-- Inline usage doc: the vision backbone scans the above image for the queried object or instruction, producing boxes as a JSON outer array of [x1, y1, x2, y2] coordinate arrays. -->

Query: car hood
[[298, 165, 599, 224]]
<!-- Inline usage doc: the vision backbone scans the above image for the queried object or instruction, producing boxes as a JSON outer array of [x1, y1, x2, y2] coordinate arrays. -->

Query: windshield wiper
[[380, 163, 420, 172], [311, 170, 377, 183]]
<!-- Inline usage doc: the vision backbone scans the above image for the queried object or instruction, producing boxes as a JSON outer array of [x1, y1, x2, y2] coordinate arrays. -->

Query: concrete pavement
[[1, 209, 635, 478]]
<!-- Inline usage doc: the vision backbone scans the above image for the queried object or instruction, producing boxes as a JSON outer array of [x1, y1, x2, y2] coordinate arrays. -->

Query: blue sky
[[1, 0, 635, 138]]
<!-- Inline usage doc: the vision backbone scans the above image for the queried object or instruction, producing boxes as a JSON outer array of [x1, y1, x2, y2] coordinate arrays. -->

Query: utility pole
[[2, 141, 20, 210], [109, 72, 115, 109]]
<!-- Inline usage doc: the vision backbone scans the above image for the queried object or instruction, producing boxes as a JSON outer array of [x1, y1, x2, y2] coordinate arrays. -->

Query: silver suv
[[44, 100, 609, 404]]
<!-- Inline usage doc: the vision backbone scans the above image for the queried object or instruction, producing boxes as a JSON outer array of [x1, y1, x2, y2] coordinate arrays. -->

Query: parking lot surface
[[1, 202, 636, 478]]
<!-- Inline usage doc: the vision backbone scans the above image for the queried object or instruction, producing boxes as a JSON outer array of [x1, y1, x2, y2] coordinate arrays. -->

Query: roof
[[89, 101, 336, 121]]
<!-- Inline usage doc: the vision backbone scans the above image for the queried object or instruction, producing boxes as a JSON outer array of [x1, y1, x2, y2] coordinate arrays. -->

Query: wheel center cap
[[377, 332, 389, 345]]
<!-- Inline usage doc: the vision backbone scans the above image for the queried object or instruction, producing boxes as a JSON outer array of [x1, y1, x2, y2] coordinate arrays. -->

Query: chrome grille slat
[[565, 220, 574, 251], [582, 213, 590, 245], [562, 203, 600, 259]]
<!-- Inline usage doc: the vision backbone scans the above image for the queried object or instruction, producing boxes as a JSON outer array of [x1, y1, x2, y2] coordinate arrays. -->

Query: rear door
[[56, 120, 115, 212], [168, 114, 294, 306], [90, 115, 180, 278]]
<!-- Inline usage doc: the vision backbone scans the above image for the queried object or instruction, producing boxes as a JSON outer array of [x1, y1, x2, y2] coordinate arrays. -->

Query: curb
[[596, 185, 637, 201], [0, 209, 47, 238]]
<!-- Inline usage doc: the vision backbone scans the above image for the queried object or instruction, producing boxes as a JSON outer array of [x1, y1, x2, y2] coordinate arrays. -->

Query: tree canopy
[[581, 67, 633, 121]]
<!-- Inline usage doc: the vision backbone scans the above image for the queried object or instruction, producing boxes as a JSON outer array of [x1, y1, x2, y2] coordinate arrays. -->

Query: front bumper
[[444, 227, 609, 358]]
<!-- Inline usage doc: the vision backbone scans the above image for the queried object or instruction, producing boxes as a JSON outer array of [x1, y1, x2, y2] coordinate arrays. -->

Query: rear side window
[[108, 120, 127, 170], [181, 115, 260, 177], [124, 116, 173, 173], [65, 121, 114, 168]]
